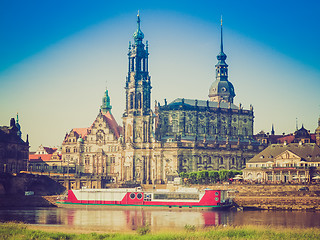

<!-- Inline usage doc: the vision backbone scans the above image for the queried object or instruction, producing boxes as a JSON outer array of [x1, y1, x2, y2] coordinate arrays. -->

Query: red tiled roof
[[102, 111, 121, 138], [277, 135, 295, 143], [29, 154, 52, 162], [72, 128, 89, 138]]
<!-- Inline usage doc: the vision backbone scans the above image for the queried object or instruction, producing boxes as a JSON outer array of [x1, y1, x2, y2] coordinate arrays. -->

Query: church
[[61, 14, 264, 184]]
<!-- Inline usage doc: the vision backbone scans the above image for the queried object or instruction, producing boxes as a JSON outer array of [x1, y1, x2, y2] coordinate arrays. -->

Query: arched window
[[137, 93, 142, 109], [130, 93, 134, 109], [243, 128, 247, 136], [198, 156, 202, 164]]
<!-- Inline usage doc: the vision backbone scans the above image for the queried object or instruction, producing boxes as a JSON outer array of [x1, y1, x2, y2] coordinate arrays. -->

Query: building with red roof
[[61, 87, 122, 179], [28, 145, 66, 173]]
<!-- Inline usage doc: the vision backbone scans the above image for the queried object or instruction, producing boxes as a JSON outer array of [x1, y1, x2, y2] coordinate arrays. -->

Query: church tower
[[209, 18, 235, 103], [100, 87, 112, 114], [123, 13, 152, 144]]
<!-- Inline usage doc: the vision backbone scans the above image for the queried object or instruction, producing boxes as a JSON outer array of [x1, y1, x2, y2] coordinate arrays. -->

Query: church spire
[[16, 112, 22, 138], [100, 86, 112, 114], [208, 18, 235, 103], [133, 11, 144, 44], [217, 16, 227, 65], [271, 124, 275, 135], [220, 16, 224, 54]]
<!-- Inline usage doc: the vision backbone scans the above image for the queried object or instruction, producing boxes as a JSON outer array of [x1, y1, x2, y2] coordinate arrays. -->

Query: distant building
[[28, 145, 66, 173], [243, 142, 320, 183], [0, 116, 29, 173], [255, 121, 319, 147]]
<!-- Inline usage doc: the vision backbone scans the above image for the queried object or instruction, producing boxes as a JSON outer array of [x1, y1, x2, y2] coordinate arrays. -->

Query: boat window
[[130, 193, 135, 199], [137, 193, 143, 199], [215, 197, 219, 201], [153, 193, 199, 200], [215, 192, 219, 196]]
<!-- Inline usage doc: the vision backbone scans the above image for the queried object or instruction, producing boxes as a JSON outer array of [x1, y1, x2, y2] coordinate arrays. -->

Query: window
[[130, 93, 134, 109], [153, 193, 199, 200], [172, 121, 179, 133]]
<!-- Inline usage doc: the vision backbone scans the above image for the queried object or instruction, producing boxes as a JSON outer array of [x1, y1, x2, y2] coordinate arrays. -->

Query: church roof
[[42, 147, 57, 154], [248, 143, 320, 163], [294, 125, 310, 138], [165, 98, 239, 110], [101, 111, 122, 139]]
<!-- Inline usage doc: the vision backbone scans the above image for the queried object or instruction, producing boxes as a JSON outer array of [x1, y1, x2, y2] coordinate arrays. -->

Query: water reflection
[[59, 209, 225, 230], [0, 208, 320, 230]]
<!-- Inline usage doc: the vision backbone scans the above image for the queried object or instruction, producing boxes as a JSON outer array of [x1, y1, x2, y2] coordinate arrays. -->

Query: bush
[[137, 224, 151, 235], [184, 224, 196, 232]]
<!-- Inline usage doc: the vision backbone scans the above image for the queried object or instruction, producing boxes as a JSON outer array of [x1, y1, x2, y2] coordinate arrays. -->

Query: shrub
[[184, 224, 196, 232], [137, 224, 151, 235]]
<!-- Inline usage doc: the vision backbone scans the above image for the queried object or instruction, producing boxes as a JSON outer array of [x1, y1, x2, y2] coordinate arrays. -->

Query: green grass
[[0, 222, 320, 240]]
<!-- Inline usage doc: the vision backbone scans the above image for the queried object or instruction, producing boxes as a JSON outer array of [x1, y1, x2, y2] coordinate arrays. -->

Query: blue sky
[[0, 0, 319, 150]]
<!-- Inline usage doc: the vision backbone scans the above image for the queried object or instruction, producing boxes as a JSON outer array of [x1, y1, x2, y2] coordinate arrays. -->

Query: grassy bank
[[1, 222, 320, 240]]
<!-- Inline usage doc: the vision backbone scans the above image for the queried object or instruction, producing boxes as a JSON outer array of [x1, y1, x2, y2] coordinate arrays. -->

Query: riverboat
[[56, 187, 232, 210]]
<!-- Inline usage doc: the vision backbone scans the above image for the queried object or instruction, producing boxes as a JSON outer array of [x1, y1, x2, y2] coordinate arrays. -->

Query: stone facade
[[0, 117, 29, 174], [118, 14, 263, 184], [61, 88, 122, 180], [243, 142, 320, 183]]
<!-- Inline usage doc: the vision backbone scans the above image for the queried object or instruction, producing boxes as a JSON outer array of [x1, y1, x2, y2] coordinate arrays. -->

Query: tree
[[197, 171, 208, 184], [189, 172, 197, 184], [218, 170, 229, 182], [208, 171, 219, 183]]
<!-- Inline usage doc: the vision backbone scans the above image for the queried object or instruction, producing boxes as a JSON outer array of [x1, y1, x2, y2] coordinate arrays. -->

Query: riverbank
[[0, 195, 57, 208], [1, 222, 319, 240], [185, 183, 320, 211], [234, 196, 320, 211]]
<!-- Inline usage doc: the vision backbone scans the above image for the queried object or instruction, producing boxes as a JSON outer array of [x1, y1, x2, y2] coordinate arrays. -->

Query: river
[[0, 207, 320, 231]]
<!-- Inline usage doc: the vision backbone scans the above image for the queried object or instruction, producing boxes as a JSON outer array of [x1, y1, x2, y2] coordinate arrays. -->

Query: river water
[[0, 207, 320, 231]]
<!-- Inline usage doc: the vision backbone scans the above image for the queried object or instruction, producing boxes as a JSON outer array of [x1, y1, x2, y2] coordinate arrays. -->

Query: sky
[[0, 0, 319, 151]]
